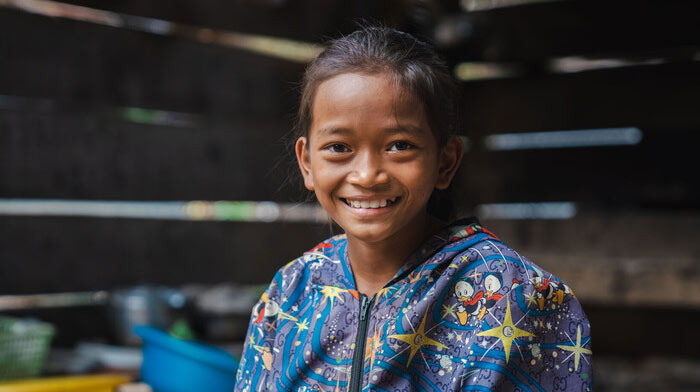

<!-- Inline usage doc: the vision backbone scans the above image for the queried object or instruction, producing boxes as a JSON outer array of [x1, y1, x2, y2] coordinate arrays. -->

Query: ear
[[435, 136, 465, 190], [295, 136, 315, 191]]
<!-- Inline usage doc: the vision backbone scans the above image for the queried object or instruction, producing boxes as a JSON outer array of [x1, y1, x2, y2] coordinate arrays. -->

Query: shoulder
[[450, 234, 578, 306], [445, 232, 592, 389], [435, 228, 586, 325], [246, 234, 347, 326], [259, 234, 348, 300], [274, 234, 346, 278]]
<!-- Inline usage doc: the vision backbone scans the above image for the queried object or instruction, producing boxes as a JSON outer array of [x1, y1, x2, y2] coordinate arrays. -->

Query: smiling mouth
[[340, 197, 400, 209]]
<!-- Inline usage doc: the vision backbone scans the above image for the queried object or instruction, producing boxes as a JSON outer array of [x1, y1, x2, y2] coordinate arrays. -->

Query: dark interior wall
[[0, 8, 308, 202], [52, 0, 395, 43], [456, 62, 700, 209], [0, 7, 326, 293], [0, 9, 304, 114], [0, 217, 331, 294], [0, 112, 300, 201]]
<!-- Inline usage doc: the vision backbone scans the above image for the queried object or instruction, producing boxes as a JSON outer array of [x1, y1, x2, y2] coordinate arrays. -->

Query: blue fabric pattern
[[234, 220, 593, 391]]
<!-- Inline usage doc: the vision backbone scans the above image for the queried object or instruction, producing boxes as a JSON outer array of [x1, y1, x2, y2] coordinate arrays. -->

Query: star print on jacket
[[234, 218, 593, 391]]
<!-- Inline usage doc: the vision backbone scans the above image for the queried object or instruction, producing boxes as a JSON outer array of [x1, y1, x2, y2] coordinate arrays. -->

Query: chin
[[340, 221, 400, 243], [346, 229, 389, 243]]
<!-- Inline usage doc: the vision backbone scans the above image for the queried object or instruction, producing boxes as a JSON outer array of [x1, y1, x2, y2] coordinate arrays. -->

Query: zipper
[[348, 293, 374, 392]]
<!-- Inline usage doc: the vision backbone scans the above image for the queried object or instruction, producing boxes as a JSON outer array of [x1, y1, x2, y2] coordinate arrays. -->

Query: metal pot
[[109, 286, 187, 346]]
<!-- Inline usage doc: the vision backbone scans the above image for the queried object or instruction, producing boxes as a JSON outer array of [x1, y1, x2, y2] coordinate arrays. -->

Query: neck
[[346, 212, 444, 297]]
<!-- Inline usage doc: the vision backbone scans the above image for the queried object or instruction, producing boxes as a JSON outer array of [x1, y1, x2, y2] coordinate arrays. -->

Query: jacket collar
[[335, 217, 486, 291]]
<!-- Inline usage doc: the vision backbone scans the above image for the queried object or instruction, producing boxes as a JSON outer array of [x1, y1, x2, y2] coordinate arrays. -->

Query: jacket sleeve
[[233, 280, 279, 391], [462, 283, 593, 391]]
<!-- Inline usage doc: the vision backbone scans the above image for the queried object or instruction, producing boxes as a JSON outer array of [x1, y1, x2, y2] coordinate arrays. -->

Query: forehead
[[309, 72, 428, 136]]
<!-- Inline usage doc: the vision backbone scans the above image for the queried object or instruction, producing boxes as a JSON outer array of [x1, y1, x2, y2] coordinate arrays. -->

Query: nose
[[347, 150, 389, 187]]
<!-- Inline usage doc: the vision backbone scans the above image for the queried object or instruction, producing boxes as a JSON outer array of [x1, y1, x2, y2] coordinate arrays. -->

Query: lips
[[340, 197, 399, 209]]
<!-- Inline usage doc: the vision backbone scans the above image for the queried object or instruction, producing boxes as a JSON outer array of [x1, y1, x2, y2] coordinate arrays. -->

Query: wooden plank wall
[[0, 7, 330, 293]]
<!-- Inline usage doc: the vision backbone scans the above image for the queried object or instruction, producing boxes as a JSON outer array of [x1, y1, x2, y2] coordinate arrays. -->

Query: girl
[[235, 26, 592, 392]]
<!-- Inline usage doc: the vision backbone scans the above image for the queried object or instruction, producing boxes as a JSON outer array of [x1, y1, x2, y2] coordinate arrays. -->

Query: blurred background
[[1, 0, 699, 390]]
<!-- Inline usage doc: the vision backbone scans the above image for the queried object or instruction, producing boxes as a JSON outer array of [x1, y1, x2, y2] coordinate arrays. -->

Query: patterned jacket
[[234, 219, 593, 391]]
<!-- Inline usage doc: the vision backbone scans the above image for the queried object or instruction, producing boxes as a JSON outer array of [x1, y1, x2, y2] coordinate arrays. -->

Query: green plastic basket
[[0, 316, 54, 381]]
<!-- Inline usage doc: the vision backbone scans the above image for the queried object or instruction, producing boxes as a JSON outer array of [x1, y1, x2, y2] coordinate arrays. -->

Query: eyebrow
[[316, 127, 351, 137], [382, 125, 425, 135], [316, 125, 425, 137]]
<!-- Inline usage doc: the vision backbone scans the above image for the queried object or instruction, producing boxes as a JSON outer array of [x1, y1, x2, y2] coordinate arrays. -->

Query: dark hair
[[296, 25, 459, 147], [293, 25, 460, 220]]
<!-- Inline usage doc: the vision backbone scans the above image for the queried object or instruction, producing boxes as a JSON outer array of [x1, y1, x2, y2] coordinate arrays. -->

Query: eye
[[388, 141, 415, 152], [324, 143, 350, 153]]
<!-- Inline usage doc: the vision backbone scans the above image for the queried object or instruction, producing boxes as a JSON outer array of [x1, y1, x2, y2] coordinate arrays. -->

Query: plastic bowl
[[134, 326, 239, 392]]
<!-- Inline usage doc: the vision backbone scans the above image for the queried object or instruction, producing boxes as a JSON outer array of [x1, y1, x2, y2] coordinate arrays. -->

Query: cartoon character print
[[454, 278, 483, 325], [482, 272, 504, 315], [513, 268, 573, 310], [454, 272, 505, 325], [252, 291, 281, 323]]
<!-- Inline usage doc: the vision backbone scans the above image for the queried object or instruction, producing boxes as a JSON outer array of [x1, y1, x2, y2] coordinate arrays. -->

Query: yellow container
[[0, 374, 131, 392]]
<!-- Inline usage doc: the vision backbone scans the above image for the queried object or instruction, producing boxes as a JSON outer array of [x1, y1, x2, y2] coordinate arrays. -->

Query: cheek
[[310, 162, 341, 194], [402, 161, 440, 197]]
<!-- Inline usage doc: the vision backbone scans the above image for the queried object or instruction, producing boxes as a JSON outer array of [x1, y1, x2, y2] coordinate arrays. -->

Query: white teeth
[[345, 198, 398, 209]]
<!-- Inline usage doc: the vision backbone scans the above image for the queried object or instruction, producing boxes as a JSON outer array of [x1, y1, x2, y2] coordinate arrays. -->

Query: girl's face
[[296, 72, 462, 244]]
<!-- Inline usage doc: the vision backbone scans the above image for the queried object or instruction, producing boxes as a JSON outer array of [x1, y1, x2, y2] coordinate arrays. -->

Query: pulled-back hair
[[294, 25, 460, 220], [296, 25, 459, 147]]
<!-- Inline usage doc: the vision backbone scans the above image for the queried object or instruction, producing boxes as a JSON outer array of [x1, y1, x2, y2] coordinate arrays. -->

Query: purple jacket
[[235, 219, 593, 391]]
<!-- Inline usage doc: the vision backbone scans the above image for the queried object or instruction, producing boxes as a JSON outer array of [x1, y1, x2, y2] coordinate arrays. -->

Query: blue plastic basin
[[134, 325, 239, 392]]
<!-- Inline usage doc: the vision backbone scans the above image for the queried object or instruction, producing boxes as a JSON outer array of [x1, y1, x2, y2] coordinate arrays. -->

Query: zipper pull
[[359, 295, 370, 321]]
